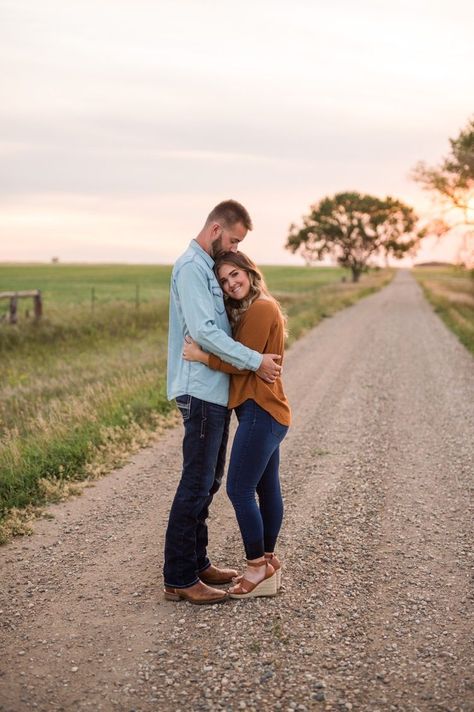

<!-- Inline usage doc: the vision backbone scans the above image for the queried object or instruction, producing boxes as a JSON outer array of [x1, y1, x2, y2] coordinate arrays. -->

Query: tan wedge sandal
[[265, 553, 282, 590], [228, 560, 277, 599], [232, 553, 282, 591]]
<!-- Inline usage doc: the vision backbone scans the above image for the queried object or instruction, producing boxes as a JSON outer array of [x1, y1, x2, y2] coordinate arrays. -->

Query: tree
[[412, 116, 474, 220], [411, 116, 474, 266], [286, 192, 422, 282]]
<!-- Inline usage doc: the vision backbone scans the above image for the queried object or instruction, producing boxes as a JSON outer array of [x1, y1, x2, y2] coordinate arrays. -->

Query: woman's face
[[217, 262, 251, 300]]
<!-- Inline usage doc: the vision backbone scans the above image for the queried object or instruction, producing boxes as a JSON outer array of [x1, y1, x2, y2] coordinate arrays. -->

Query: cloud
[[0, 0, 473, 263], [0, 109, 450, 200]]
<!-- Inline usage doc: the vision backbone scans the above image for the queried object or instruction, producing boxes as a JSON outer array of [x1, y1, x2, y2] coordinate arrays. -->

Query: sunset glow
[[0, 0, 473, 265]]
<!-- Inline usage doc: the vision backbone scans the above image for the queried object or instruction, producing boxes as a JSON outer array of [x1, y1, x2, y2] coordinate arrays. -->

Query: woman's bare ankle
[[243, 557, 267, 584], [247, 556, 266, 566]]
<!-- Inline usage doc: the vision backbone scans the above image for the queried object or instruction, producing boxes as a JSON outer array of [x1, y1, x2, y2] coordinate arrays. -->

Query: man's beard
[[211, 236, 223, 259]]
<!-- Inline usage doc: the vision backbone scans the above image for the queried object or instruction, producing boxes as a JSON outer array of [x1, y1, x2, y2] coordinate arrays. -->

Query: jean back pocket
[[176, 395, 192, 421]]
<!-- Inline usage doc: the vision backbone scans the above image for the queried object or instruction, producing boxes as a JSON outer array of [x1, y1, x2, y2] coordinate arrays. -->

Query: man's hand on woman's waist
[[256, 354, 282, 383]]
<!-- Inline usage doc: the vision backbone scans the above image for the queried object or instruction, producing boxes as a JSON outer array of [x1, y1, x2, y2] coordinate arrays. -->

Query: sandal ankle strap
[[246, 559, 267, 567]]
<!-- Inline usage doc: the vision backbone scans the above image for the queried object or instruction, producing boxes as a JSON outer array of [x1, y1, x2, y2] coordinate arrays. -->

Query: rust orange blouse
[[208, 298, 291, 426]]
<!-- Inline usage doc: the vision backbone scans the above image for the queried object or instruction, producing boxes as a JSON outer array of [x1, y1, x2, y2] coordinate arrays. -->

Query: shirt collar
[[189, 239, 214, 269]]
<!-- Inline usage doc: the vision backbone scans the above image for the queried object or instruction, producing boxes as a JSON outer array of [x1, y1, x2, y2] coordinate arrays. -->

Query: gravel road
[[0, 270, 473, 712]]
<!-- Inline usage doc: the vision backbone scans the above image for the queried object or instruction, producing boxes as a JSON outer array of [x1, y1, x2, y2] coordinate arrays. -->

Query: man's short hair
[[206, 200, 253, 231]]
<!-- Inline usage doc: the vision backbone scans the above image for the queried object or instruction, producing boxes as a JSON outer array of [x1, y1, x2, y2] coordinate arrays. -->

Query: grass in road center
[[413, 266, 474, 355], [0, 263, 393, 541]]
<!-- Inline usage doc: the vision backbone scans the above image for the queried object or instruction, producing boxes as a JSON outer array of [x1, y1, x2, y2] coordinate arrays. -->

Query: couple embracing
[[163, 200, 291, 604]]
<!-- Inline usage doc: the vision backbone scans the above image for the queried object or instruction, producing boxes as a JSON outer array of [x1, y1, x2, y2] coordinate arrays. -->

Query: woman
[[183, 251, 291, 599]]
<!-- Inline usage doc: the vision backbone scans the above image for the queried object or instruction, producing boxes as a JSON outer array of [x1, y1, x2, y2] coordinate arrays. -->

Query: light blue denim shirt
[[167, 240, 263, 406]]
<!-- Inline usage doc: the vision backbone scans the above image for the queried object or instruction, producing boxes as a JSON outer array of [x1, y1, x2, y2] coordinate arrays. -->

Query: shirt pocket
[[211, 285, 226, 315]]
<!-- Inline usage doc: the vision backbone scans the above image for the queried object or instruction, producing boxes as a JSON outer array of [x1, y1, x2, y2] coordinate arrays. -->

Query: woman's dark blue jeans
[[163, 395, 230, 588], [226, 399, 288, 560]]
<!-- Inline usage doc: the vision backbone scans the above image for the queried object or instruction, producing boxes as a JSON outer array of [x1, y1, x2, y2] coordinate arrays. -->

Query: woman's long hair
[[213, 251, 287, 334]]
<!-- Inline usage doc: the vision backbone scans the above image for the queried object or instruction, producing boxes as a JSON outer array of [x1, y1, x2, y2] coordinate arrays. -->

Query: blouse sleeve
[[207, 301, 278, 375], [208, 354, 246, 375]]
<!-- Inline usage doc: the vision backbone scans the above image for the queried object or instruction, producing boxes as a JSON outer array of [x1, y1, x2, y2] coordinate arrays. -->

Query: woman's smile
[[229, 281, 245, 297]]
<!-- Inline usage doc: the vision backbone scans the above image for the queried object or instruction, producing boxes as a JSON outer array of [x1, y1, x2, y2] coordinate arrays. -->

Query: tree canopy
[[286, 192, 422, 282], [412, 116, 474, 224], [411, 116, 474, 267]]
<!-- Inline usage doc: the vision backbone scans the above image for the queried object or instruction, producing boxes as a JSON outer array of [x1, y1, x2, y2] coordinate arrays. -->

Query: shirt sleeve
[[175, 261, 263, 371], [208, 301, 278, 375]]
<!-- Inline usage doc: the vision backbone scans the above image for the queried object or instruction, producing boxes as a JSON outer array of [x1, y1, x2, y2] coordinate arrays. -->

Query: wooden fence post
[[0, 290, 43, 324], [9, 295, 18, 324], [34, 291, 42, 321]]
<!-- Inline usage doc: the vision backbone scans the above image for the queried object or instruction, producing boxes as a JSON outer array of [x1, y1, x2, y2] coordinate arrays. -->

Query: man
[[163, 200, 282, 604]]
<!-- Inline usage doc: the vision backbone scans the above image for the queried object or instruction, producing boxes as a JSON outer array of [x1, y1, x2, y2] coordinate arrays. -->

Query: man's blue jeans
[[163, 395, 231, 588], [226, 399, 288, 560]]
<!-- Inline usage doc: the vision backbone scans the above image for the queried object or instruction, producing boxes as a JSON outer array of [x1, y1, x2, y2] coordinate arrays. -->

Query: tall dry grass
[[413, 266, 474, 354]]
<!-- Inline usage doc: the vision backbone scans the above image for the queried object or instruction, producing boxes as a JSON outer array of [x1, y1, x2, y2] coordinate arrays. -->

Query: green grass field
[[0, 263, 393, 541], [413, 266, 474, 355], [0, 263, 171, 304]]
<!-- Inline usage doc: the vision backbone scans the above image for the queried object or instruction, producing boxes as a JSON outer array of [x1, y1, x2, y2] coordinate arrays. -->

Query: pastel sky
[[0, 0, 473, 265]]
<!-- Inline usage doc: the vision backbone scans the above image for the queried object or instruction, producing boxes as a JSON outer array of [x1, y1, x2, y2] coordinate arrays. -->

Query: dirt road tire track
[[1, 271, 473, 711]]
